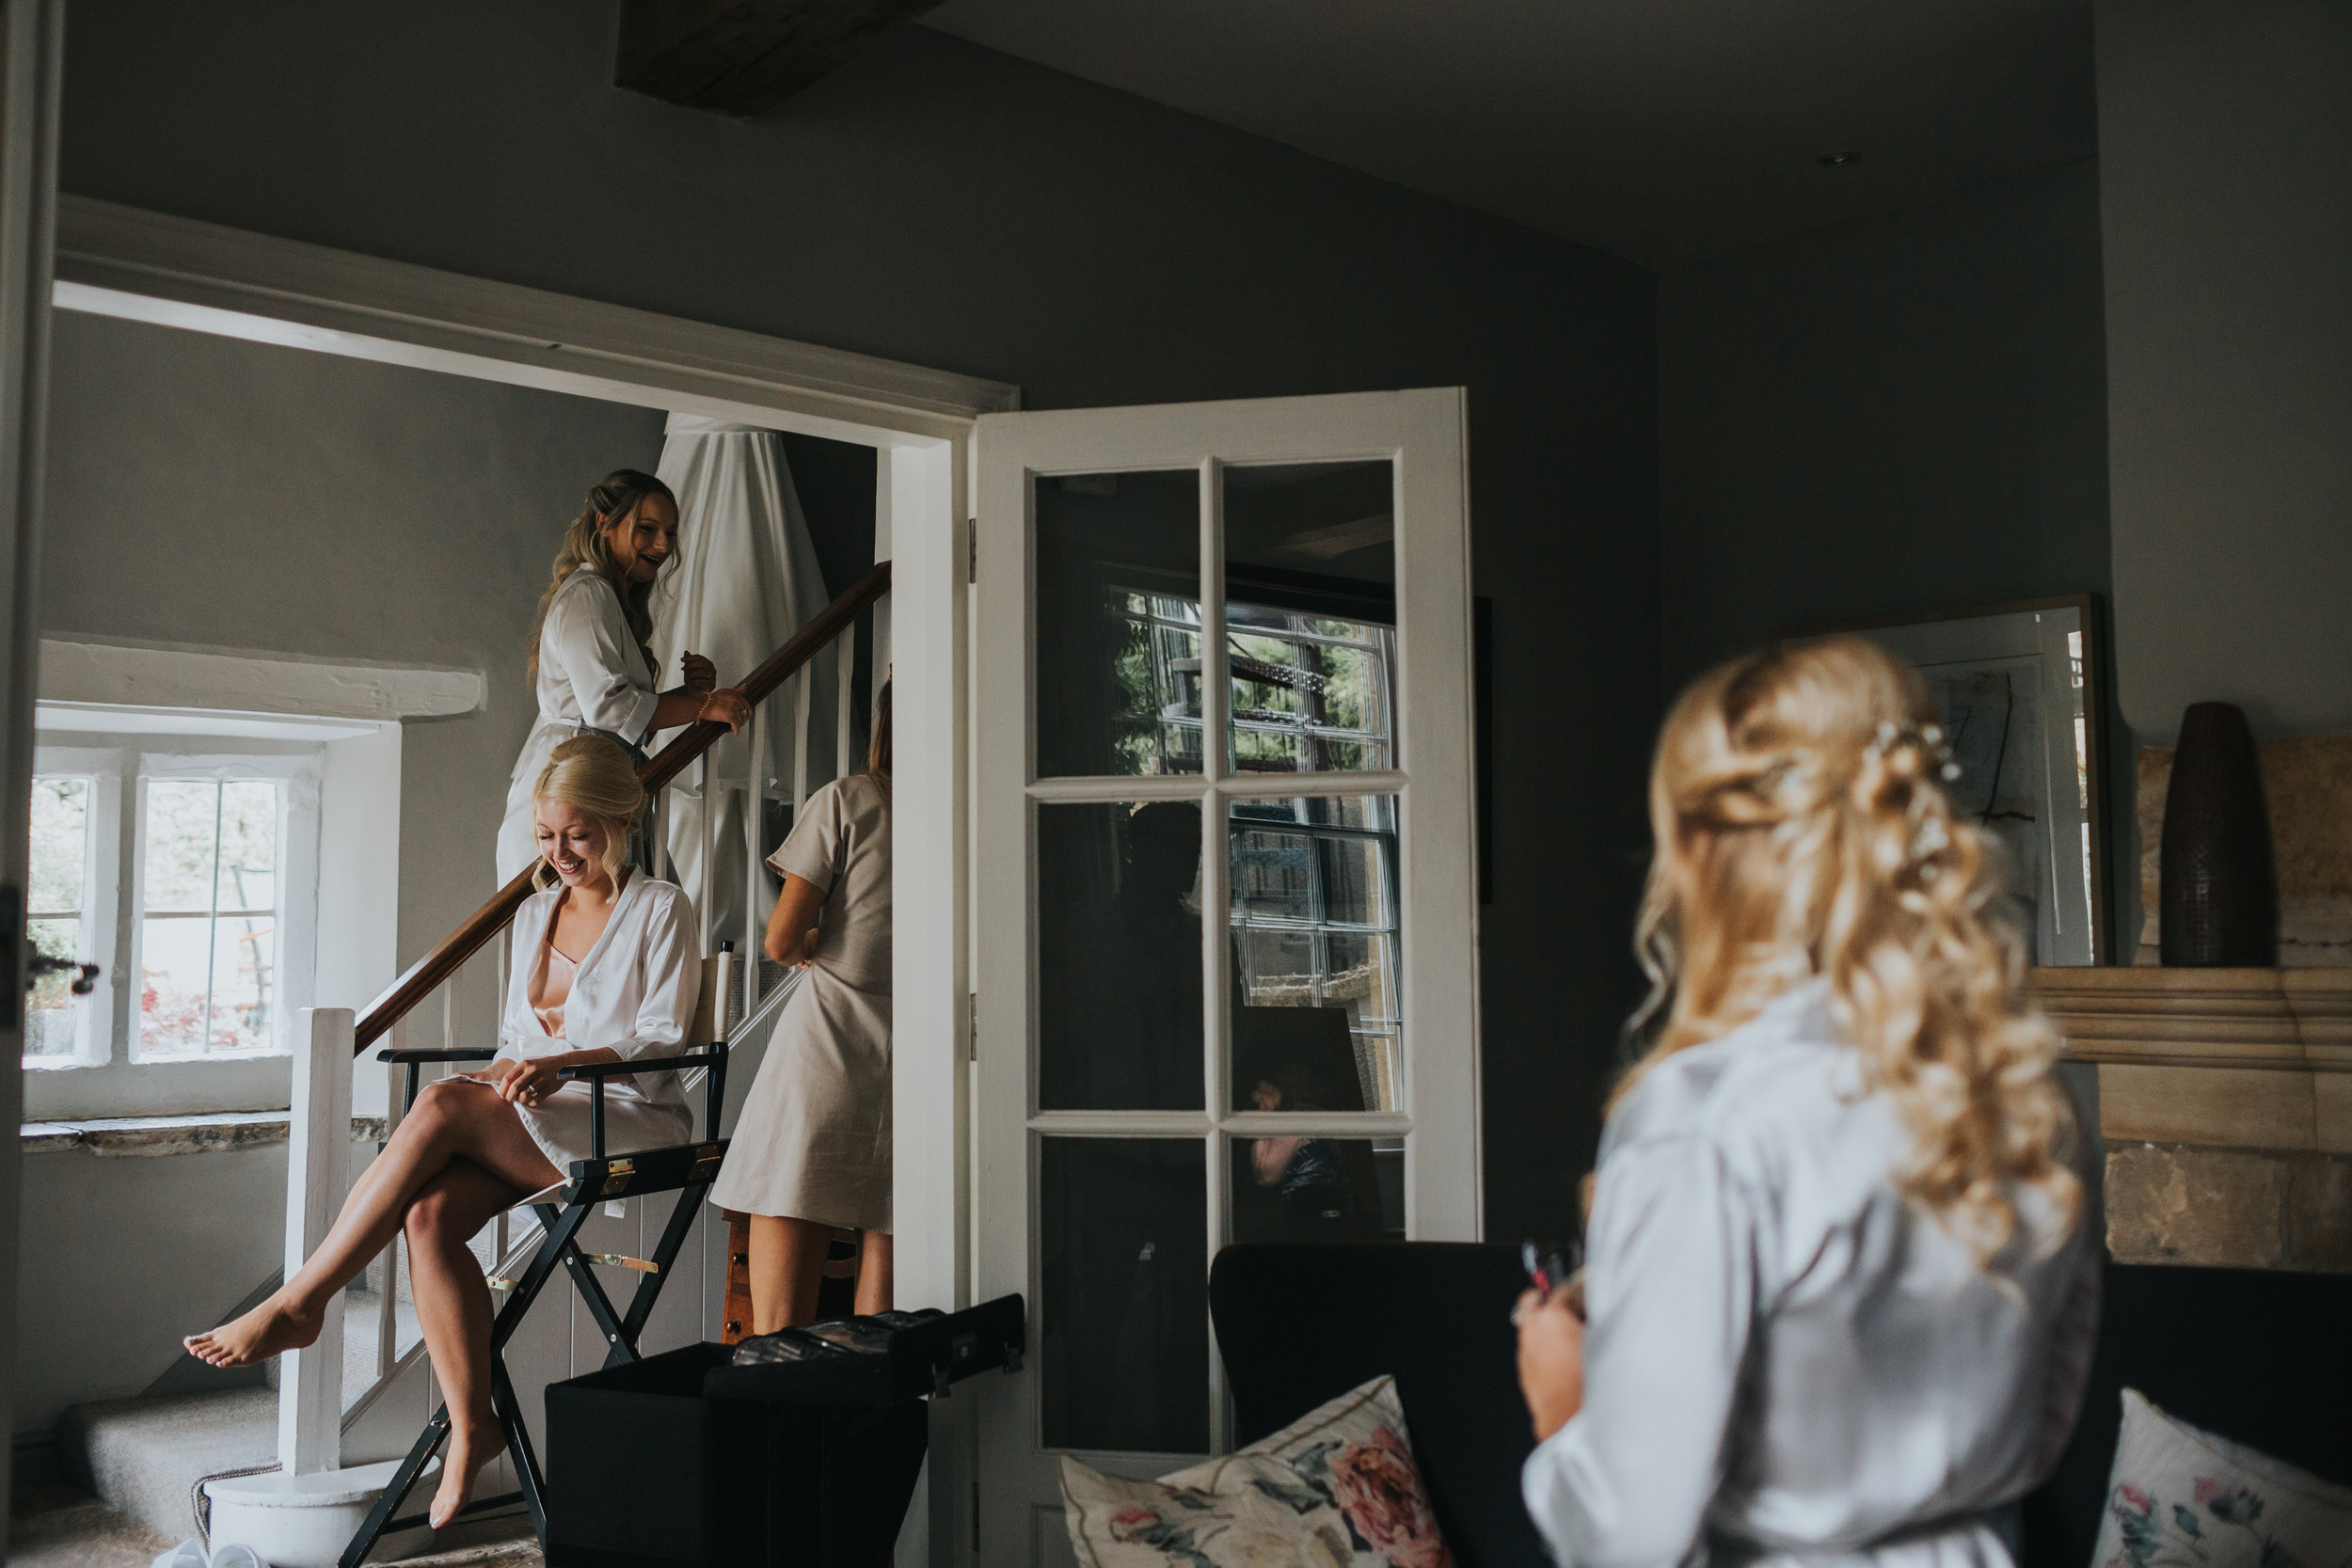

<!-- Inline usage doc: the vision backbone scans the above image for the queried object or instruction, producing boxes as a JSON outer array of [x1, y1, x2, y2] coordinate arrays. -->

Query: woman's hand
[[696, 688, 750, 733], [1515, 1276, 1588, 1443], [497, 1056, 564, 1109], [678, 651, 717, 693]]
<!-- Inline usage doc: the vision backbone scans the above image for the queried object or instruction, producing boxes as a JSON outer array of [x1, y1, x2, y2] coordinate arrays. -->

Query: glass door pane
[[1034, 469, 1201, 779], [1037, 800, 1206, 1111], [1224, 461, 1396, 775], [1039, 1137, 1209, 1453], [1230, 793, 1403, 1116]]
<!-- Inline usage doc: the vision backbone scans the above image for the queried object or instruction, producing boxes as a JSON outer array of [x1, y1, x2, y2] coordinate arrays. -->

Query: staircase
[[50, 563, 887, 1550]]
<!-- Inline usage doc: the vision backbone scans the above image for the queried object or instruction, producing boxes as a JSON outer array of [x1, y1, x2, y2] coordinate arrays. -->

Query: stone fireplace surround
[[2036, 966, 2352, 1273]]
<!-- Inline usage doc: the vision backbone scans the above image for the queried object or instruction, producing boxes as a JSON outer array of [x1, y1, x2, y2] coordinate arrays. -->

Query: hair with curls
[[531, 735, 645, 890], [526, 468, 677, 682], [1621, 636, 2080, 1267]]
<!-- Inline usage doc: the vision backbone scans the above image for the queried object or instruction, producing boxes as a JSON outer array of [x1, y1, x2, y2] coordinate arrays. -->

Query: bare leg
[[852, 1230, 894, 1317], [745, 1215, 833, 1333], [187, 1079, 558, 1367], [405, 1162, 526, 1529]]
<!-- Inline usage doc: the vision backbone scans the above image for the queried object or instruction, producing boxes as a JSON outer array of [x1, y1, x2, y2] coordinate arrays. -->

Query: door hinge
[[967, 992, 978, 1062], [966, 516, 978, 583]]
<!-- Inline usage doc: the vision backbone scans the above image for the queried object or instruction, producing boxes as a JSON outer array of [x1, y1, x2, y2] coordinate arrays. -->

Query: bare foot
[[430, 1426, 508, 1530], [183, 1295, 324, 1368]]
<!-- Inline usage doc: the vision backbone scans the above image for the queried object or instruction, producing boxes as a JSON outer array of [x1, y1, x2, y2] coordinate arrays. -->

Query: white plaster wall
[[40, 309, 669, 1032], [15, 1141, 287, 1434], [20, 312, 668, 1435]]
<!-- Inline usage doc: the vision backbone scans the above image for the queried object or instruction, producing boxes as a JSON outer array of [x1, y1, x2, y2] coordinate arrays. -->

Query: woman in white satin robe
[[1517, 639, 2100, 1568], [496, 468, 748, 882]]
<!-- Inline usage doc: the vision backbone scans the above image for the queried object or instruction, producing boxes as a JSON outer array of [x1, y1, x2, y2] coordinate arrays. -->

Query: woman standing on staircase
[[712, 681, 894, 1330], [496, 467, 752, 882], [187, 736, 702, 1529]]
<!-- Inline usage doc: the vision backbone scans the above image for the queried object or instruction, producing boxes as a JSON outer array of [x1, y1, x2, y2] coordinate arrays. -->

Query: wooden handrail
[[353, 561, 892, 1052]]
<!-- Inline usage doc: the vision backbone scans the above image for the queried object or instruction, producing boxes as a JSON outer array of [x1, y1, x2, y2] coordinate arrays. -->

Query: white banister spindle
[[792, 667, 812, 815], [282, 1006, 354, 1475], [836, 633, 854, 782], [697, 752, 714, 952], [745, 697, 765, 1014]]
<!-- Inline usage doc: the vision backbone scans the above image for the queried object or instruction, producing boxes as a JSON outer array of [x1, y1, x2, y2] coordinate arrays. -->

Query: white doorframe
[[37, 197, 992, 1556], [0, 0, 62, 1522]]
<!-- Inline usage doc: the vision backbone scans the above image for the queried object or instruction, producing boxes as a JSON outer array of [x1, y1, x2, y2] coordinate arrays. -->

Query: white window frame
[[24, 752, 120, 1066], [27, 728, 322, 1118], [129, 748, 321, 1064]]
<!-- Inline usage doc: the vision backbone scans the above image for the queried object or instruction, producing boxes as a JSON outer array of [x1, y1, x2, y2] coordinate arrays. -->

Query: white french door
[[969, 388, 1483, 1566]]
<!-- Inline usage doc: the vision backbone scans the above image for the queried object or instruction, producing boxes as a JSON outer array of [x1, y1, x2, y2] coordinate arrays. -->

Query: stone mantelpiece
[[2035, 966, 2352, 1272]]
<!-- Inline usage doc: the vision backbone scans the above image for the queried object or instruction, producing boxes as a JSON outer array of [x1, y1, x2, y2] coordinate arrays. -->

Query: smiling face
[[601, 492, 680, 585], [533, 798, 617, 891]]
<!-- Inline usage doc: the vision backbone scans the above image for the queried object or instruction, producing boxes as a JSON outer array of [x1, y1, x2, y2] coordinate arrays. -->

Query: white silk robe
[[498, 567, 663, 882], [491, 872, 696, 1169], [1522, 981, 2100, 1568]]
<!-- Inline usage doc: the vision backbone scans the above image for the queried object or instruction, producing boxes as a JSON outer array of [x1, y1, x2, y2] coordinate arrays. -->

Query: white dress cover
[[497, 566, 663, 882], [650, 415, 845, 943], [708, 774, 892, 1232], [490, 872, 696, 1170], [1521, 980, 2100, 1568]]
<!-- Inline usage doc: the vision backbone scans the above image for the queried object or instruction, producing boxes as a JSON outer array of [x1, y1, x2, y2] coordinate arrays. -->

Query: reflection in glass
[[1226, 462, 1396, 775], [141, 778, 279, 1056], [1041, 1138, 1207, 1453], [1035, 469, 1201, 779], [1038, 801, 1205, 1111], [26, 777, 90, 1060], [1231, 1136, 1404, 1243], [1230, 797, 1401, 1113]]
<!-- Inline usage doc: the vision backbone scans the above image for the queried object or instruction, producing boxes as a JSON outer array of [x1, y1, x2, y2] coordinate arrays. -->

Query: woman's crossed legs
[[184, 1076, 562, 1528]]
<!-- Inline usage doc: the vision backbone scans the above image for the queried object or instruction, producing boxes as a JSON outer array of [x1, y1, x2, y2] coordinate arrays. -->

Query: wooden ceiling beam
[[615, 0, 946, 116]]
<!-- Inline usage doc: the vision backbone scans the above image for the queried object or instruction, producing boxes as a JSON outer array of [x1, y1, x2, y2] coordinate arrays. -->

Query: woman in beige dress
[[188, 736, 700, 1528], [712, 682, 894, 1330]]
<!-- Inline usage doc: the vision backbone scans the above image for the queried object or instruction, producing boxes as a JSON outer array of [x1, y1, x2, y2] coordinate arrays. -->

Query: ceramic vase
[[2159, 701, 2277, 966]]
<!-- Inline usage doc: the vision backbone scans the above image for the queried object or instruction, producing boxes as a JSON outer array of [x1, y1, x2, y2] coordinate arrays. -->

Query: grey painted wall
[[57, 1, 1661, 1237], [22, 311, 667, 1433], [17, 1141, 288, 1435], [2095, 0, 2352, 744], [42, 309, 670, 1017], [1657, 160, 2135, 954]]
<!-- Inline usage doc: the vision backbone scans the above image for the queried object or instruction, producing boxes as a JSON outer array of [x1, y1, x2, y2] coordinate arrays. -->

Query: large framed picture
[[1789, 595, 2109, 966]]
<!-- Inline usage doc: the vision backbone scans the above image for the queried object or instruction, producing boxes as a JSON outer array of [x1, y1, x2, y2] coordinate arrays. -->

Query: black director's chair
[[340, 944, 738, 1568]]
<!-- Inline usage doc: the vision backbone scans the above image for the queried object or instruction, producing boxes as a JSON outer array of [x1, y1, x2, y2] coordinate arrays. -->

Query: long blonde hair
[[526, 469, 676, 681], [1621, 637, 2079, 1265], [532, 735, 645, 889]]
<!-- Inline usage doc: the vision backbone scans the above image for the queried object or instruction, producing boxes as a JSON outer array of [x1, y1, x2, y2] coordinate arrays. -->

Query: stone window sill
[[22, 1111, 389, 1158]]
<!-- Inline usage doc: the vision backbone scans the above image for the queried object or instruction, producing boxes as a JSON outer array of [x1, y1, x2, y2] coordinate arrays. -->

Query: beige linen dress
[[710, 772, 893, 1232]]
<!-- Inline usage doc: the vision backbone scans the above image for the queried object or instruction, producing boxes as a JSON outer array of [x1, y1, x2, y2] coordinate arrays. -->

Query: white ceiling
[[919, 0, 2096, 270]]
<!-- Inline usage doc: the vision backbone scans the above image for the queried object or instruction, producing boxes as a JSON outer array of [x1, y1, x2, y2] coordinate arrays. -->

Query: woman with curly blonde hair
[[1517, 637, 2099, 1568]]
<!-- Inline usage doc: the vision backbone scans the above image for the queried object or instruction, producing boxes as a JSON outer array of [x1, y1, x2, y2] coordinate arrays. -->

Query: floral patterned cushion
[[1060, 1375, 1452, 1568], [2095, 1387, 2352, 1567]]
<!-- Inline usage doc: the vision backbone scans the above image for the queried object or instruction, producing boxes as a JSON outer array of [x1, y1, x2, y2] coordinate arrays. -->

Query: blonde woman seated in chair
[[186, 736, 698, 1528]]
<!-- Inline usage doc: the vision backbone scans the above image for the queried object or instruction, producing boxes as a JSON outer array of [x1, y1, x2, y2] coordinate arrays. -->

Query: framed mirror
[[1789, 595, 2109, 966]]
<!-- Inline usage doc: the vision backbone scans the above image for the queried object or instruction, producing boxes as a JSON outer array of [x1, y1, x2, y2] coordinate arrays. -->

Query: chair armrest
[[381, 1048, 501, 1063], [557, 1051, 724, 1081]]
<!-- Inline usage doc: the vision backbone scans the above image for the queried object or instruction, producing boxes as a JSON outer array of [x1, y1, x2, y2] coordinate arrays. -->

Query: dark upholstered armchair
[[1208, 1243, 1549, 1568]]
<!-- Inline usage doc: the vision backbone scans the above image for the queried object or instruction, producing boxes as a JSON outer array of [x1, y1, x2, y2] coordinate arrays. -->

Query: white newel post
[[209, 1004, 428, 1564], [280, 1006, 353, 1475]]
